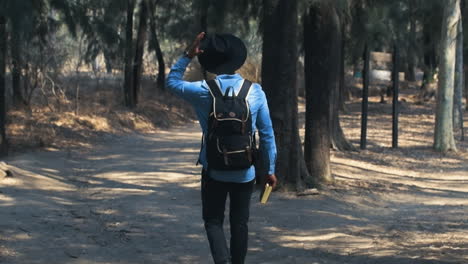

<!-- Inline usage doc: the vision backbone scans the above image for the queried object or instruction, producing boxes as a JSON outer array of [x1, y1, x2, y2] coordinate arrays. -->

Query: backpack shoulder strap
[[237, 79, 252, 99], [207, 79, 223, 98]]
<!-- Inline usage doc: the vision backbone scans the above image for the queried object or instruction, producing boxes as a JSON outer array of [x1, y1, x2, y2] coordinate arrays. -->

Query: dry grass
[[6, 75, 195, 153], [6, 69, 465, 158], [6, 57, 262, 154]]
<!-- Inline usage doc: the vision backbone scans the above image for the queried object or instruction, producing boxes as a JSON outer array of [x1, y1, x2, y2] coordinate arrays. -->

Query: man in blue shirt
[[166, 32, 277, 264]]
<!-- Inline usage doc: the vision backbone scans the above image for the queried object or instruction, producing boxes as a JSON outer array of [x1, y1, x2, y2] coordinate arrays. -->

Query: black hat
[[198, 34, 247, 74]]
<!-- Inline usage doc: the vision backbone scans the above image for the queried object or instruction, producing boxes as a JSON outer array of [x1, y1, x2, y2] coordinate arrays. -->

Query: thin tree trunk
[[11, 29, 24, 107], [103, 50, 113, 74], [434, 0, 459, 152], [132, 0, 149, 106], [124, 0, 136, 108], [0, 16, 7, 156], [303, 2, 339, 185], [262, 0, 310, 190], [460, 1, 468, 112], [212, 0, 228, 32], [465, 67, 468, 111], [147, 0, 166, 90], [453, 12, 464, 138], [422, 11, 438, 89], [406, 0, 417, 82], [350, 0, 367, 78], [392, 44, 400, 148], [339, 20, 349, 109], [198, 0, 209, 80], [332, 18, 356, 152], [361, 44, 370, 149], [198, 0, 209, 32]]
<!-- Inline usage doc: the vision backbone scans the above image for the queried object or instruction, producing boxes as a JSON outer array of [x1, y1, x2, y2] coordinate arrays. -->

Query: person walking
[[166, 32, 277, 264]]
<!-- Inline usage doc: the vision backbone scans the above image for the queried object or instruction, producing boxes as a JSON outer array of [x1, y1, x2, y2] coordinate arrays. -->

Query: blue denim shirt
[[166, 56, 276, 183]]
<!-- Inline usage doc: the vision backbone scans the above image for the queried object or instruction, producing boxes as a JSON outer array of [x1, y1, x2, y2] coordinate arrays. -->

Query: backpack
[[205, 79, 256, 170]]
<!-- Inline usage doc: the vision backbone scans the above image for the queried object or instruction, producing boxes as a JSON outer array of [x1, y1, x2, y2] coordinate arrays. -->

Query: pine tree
[[303, 1, 341, 185], [434, 0, 460, 152], [0, 16, 7, 156], [124, 0, 136, 108], [262, 0, 312, 190], [147, 0, 166, 89], [132, 0, 149, 105]]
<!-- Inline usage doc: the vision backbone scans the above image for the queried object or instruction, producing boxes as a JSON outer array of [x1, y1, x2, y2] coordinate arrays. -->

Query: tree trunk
[[132, 0, 149, 106], [124, 0, 136, 108], [262, 0, 310, 190], [453, 11, 464, 137], [198, 0, 209, 32], [463, 0, 468, 113], [0, 16, 7, 156], [197, 0, 210, 80], [406, 60, 416, 82], [211, 1, 227, 32], [361, 44, 370, 149], [303, 2, 339, 185], [339, 20, 350, 109], [422, 12, 438, 88], [103, 50, 113, 74], [332, 18, 356, 151], [350, 0, 367, 77], [147, 0, 166, 90], [406, 0, 417, 82], [434, 0, 459, 152], [11, 29, 24, 107], [392, 45, 400, 148], [330, 108, 356, 151], [465, 67, 468, 111]]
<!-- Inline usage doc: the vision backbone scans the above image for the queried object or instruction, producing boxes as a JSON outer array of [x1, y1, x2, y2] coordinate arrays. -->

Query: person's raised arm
[[166, 32, 206, 101], [185, 32, 205, 59]]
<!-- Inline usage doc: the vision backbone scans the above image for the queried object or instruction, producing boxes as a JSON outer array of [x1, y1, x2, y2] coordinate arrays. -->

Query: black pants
[[201, 170, 255, 264]]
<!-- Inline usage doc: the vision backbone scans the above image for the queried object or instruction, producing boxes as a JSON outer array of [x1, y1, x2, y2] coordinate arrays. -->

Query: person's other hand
[[266, 174, 277, 189], [185, 32, 205, 58]]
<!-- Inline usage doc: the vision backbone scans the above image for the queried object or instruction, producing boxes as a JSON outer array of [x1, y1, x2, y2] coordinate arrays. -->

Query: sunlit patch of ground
[[291, 87, 468, 263], [1, 84, 467, 263]]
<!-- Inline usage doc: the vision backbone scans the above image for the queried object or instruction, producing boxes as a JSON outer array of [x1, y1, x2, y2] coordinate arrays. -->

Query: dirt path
[[1, 120, 467, 264]]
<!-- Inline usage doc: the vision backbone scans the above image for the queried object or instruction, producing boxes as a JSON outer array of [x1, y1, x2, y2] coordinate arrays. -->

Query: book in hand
[[260, 183, 273, 204]]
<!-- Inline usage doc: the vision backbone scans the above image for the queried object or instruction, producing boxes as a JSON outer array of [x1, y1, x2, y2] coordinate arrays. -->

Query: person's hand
[[266, 174, 277, 189], [185, 32, 205, 58]]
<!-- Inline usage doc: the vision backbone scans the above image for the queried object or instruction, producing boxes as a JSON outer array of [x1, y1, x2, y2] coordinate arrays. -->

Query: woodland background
[[0, 1, 467, 263], [0, 0, 467, 190]]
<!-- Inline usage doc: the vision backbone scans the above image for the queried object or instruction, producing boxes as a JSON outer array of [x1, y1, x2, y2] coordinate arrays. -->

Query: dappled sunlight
[[277, 234, 380, 256], [256, 214, 467, 262], [87, 187, 156, 197], [2, 163, 75, 192], [332, 154, 468, 194], [9, 233, 32, 241], [2, 0, 468, 261], [185, 233, 205, 240], [306, 210, 367, 222], [2, 110, 467, 263], [0, 193, 15, 205], [87, 154, 126, 161], [179, 182, 201, 189], [278, 232, 355, 243]]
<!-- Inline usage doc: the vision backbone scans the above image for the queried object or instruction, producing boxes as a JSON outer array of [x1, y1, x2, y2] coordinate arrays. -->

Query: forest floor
[[1, 87, 467, 263]]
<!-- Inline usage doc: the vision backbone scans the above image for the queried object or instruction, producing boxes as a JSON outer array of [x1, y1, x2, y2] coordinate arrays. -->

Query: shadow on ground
[[1, 123, 467, 263]]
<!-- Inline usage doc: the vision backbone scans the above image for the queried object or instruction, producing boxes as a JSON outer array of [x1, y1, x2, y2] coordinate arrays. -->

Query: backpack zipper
[[216, 136, 252, 154]]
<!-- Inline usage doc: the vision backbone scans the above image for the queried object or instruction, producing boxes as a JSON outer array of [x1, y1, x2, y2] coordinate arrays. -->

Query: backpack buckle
[[246, 146, 252, 163], [223, 148, 229, 166]]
